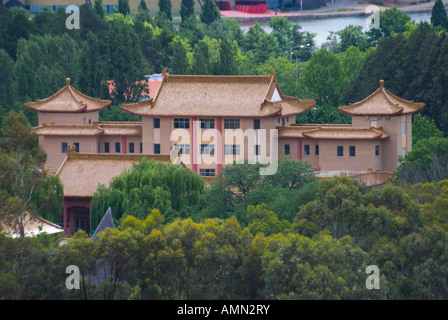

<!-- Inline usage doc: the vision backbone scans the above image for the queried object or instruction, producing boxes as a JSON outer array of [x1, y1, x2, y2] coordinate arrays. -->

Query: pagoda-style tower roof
[[25, 78, 111, 113], [338, 80, 425, 116]]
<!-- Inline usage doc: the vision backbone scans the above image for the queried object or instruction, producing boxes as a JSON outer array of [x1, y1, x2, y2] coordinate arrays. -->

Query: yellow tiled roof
[[350, 171, 395, 187], [338, 80, 424, 116], [122, 70, 315, 118], [279, 96, 316, 116], [278, 125, 389, 140], [25, 78, 111, 113], [302, 127, 389, 140], [32, 122, 142, 137], [57, 151, 172, 198], [33, 123, 104, 136]]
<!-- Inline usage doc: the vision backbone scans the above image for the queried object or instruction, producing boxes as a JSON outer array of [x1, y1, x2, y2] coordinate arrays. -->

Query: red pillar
[[63, 202, 68, 236], [122, 137, 127, 154], [217, 117, 222, 174], [192, 117, 197, 173], [70, 208, 75, 236], [297, 140, 302, 160]]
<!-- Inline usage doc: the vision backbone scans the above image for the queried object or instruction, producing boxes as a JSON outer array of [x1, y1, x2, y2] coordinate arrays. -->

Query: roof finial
[[379, 79, 384, 87], [66, 78, 71, 86], [271, 69, 276, 80], [162, 68, 167, 77]]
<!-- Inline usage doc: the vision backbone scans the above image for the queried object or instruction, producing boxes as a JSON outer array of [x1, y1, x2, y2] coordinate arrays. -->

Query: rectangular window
[[337, 146, 344, 157], [129, 142, 135, 154], [140, 142, 143, 153], [255, 145, 261, 156], [304, 144, 310, 156], [154, 118, 160, 129], [402, 121, 406, 135], [377, 116, 382, 120], [199, 169, 215, 177], [174, 144, 190, 155], [375, 145, 380, 156], [315, 144, 319, 156], [254, 119, 261, 130], [98, 142, 100, 153], [385, 116, 391, 120], [370, 121, 377, 128], [74, 142, 79, 153], [284, 144, 290, 156], [200, 118, 215, 129], [278, 118, 280, 124], [286, 116, 289, 123], [61, 142, 68, 153], [349, 146, 356, 157], [364, 116, 370, 120], [174, 118, 190, 129], [105, 142, 110, 153], [402, 147, 406, 158], [115, 142, 120, 153], [154, 144, 160, 155], [224, 144, 240, 156], [224, 119, 240, 129], [201, 144, 215, 156]]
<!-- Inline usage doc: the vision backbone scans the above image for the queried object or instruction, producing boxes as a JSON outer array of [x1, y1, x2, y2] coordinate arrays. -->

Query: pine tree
[[170, 40, 190, 75], [216, 39, 237, 75], [138, 0, 149, 11], [431, 0, 448, 30], [78, 31, 105, 98], [158, 0, 172, 21], [118, 0, 130, 16], [191, 40, 212, 75], [93, 0, 105, 19], [180, 0, 195, 23], [199, 0, 220, 25]]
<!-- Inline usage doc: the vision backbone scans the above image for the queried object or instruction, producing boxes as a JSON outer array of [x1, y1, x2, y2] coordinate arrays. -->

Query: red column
[[63, 202, 68, 236], [192, 117, 197, 173], [217, 117, 222, 174], [70, 208, 75, 236], [122, 137, 127, 154], [297, 140, 302, 161]]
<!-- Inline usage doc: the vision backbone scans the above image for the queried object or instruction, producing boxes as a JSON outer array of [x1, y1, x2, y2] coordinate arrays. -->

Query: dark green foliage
[[215, 39, 237, 75], [118, 0, 131, 16], [180, 0, 195, 22], [169, 39, 190, 75], [93, 0, 105, 19], [431, 0, 448, 30], [90, 158, 205, 230], [412, 113, 444, 146], [158, 0, 172, 21], [199, 0, 220, 25], [191, 40, 212, 75], [396, 137, 448, 184], [78, 31, 105, 98]]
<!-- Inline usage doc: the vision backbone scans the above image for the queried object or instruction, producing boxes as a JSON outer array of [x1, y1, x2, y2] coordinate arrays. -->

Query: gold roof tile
[[25, 78, 111, 113], [302, 127, 389, 140], [32, 124, 104, 136], [122, 71, 315, 118], [57, 152, 172, 198], [339, 80, 424, 116]]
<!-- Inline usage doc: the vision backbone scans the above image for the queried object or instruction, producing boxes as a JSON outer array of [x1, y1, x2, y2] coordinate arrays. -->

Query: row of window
[[283, 144, 381, 157], [174, 144, 261, 156], [365, 116, 391, 121], [168, 118, 262, 130], [62, 142, 143, 154]]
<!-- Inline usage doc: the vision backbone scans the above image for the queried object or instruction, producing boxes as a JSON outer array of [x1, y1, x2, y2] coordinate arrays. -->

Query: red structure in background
[[215, 0, 269, 13]]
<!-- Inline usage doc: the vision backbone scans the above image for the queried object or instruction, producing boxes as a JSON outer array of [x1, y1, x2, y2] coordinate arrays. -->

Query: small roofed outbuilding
[[25, 78, 112, 113], [57, 147, 176, 236], [1, 211, 63, 238], [338, 80, 425, 116], [121, 69, 315, 118]]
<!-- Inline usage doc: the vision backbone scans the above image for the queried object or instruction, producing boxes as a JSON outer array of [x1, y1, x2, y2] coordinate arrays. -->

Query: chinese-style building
[[26, 72, 424, 236]]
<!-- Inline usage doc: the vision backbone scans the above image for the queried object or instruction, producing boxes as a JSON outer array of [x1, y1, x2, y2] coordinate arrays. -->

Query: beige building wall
[[317, 140, 381, 172], [38, 111, 99, 126], [40, 136, 99, 168], [301, 139, 320, 170]]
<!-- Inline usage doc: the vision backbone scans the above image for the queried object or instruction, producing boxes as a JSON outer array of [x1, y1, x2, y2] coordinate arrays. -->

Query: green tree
[[78, 31, 105, 98], [0, 111, 62, 237], [93, 0, 105, 19], [169, 37, 191, 75], [431, 0, 448, 30], [412, 113, 444, 146], [199, 0, 220, 25], [180, 0, 195, 23], [191, 39, 213, 75], [159, 0, 173, 21], [215, 39, 238, 75], [118, 0, 131, 15], [0, 49, 17, 108], [379, 7, 411, 37]]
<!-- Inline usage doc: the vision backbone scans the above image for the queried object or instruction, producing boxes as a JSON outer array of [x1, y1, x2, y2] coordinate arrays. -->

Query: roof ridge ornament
[[379, 79, 384, 87], [66, 78, 71, 86]]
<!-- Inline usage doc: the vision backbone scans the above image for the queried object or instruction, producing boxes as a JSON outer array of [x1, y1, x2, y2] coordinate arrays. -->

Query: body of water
[[239, 12, 432, 46]]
